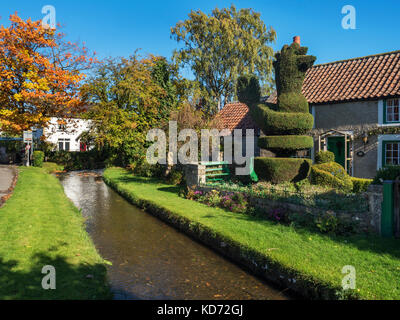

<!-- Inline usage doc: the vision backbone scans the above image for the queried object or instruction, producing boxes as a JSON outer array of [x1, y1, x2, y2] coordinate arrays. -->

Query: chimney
[[293, 36, 301, 46]]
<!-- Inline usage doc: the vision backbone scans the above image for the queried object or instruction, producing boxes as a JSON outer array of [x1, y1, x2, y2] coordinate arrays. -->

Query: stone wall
[[183, 164, 206, 187], [197, 184, 383, 235]]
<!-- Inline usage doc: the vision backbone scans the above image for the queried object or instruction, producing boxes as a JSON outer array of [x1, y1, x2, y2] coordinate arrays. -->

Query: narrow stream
[[59, 171, 290, 300]]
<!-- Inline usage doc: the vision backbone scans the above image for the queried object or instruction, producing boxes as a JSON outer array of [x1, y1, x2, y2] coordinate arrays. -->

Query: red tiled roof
[[268, 50, 400, 104], [216, 102, 258, 133]]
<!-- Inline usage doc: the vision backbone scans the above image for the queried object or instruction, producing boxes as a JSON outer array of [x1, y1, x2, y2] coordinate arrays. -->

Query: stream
[[59, 171, 291, 300]]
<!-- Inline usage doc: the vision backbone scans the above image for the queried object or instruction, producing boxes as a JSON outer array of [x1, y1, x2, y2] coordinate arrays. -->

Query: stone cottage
[[218, 42, 400, 179]]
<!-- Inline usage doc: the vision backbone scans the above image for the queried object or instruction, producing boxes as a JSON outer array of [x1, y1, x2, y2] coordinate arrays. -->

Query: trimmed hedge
[[351, 177, 372, 193], [33, 151, 44, 167], [310, 162, 353, 193], [254, 158, 312, 184], [373, 165, 400, 184], [258, 135, 313, 151], [315, 151, 335, 164], [276, 92, 309, 113], [250, 103, 314, 135], [237, 74, 261, 106]]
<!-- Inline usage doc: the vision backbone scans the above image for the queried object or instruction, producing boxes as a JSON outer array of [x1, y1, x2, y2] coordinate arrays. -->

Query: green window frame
[[383, 98, 400, 124], [382, 141, 400, 166]]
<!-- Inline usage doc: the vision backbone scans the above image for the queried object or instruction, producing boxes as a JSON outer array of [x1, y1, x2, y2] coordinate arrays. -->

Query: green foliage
[[247, 41, 315, 183], [166, 169, 184, 185], [47, 150, 106, 171], [315, 151, 335, 164], [274, 43, 316, 113], [351, 177, 372, 193], [81, 55, 177, 166], [373, 165, 400, 184], [310, 162, 353, 193], [236, 75, 261, 106], [258, 135, 313, 152], [254, 158, 311, 184], [33, 151, 44, 167], [250, 103, 314, 135], [171, 5, 276, 106], [129, 161, 164, 178]]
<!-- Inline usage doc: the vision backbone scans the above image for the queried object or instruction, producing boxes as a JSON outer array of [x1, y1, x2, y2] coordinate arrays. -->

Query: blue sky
[[1, 0, 399, 72]]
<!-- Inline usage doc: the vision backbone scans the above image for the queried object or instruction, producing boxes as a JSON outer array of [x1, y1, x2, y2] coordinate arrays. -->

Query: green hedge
[[237, 74, 261, 106], [315, 151, 335, 164], [47, 150, 106, 171], [351, 177, 372, 193], [276, 92, 309, 113], [258, 135, 313, 151], [33, 151, 44, 167], [310, 162, 353, 193], [254, 157, 312, 184], [373, 165, 400, 184], [250, 103, 314, 135]]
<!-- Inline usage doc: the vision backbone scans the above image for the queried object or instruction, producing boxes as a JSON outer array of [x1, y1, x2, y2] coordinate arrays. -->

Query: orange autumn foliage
[[0, 13, 96, 134]]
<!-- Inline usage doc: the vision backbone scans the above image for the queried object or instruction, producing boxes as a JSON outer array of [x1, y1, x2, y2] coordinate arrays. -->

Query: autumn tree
[[0, 13, 97, 134], [81, 54, 177, 166], [171, 5, 276, 113]]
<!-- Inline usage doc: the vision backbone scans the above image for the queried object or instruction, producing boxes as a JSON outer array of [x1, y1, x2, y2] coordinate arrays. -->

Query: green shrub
[[373, 165, 400, 184], [33, 151, 44, 167], [258, 135, 313, 151], [310, 162, 353, 193], [315, 151, 335, 164], [254, 158, 312, 184], [351, 177, 372, 193], [47, 150, 106, 171], [236, 74, 261, 106], [250, 103, 314, 135], [131, 162, 164, 178], [167, 169, 183, 185]]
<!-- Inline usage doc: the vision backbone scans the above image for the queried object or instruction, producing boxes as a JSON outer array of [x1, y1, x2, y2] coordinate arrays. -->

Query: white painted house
[[42, 117, 92, 152]]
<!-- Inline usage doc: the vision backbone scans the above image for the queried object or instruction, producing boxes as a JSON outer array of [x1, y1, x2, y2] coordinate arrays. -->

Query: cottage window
[[384, 141, 400, 165], [385, 98, 400, 123], [58, 139, 70, 151]]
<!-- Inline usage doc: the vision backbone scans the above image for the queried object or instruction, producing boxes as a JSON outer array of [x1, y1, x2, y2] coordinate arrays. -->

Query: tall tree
[[0, 13, 97, 134], [81, 55, 175, 166], [171, 4, 276, 113]]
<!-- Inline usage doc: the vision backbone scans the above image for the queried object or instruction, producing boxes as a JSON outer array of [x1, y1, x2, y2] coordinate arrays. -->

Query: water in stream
[[59, 171, 290, 300]]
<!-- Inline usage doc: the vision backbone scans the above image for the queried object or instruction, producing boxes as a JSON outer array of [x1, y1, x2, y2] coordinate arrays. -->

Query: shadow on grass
[[0, 252, 111, 300]]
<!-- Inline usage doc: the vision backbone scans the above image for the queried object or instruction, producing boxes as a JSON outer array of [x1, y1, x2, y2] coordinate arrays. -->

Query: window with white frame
[[384, 141, 400, 165], [386, 98, 400, 123], [58, 138, 70, 151]]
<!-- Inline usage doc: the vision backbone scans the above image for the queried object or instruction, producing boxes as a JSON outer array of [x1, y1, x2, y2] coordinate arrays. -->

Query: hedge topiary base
[[258, 135, 313, 151], [254, 157, 312, 184]]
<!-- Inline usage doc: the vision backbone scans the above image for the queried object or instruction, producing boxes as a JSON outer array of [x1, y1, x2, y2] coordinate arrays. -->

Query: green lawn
[[0, 167, 111, 299], [104, 167, 400, 300]]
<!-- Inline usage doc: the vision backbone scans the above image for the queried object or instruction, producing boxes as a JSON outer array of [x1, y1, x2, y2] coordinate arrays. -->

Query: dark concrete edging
[[0, 167, 18, 207], [103, 175, 358, 300]]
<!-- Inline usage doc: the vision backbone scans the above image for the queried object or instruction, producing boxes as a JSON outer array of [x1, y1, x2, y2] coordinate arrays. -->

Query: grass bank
[[104, 167, 400, 300], [0, 167, 111, 299]]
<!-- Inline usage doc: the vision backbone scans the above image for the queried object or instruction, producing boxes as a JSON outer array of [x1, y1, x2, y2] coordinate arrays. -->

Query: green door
[[327, 136, 345, 168]]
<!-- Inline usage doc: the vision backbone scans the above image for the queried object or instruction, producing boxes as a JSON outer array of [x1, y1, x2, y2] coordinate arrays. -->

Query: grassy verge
[[41, 162, 65, 174], [104, 167, 400, 300], [0, 167, 111, 299]]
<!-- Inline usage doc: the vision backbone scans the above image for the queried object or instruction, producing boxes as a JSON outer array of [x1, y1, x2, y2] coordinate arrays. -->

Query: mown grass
[[41, 162, 64, 174], [0, 167, 111, 299], [104, 167, 400, 300]]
